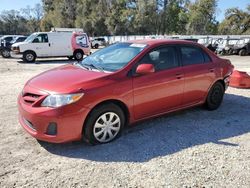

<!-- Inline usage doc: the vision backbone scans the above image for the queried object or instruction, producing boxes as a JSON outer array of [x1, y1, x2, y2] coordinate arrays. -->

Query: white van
[[11, 31, 91, 62]]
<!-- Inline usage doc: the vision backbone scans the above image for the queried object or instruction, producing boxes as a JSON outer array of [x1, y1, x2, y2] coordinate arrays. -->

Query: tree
[[218, 5, 250, 35], [186, 0, 218, 35]]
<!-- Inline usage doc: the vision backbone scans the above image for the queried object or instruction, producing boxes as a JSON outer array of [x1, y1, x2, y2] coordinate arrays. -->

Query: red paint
[[18, 40, 234, 143], [230, 70, 250, 89]]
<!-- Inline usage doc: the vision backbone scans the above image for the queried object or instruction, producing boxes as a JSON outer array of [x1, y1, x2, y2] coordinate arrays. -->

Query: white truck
[[11, 29, 91, 62]]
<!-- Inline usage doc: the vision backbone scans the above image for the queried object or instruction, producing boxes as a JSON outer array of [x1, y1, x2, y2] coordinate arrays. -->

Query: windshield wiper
[[73, 61, 90, 70], [84, 63, 104, 72]]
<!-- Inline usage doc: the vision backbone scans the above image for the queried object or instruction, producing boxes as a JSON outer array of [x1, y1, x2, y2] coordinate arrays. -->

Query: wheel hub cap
[[93, 112, 121, 143]]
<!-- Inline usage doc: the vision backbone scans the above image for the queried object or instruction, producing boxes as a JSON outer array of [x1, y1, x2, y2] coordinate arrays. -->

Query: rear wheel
[[1, 49, 11, 58], [205, 82, 225, 110], [239, 49, 247, 56], [23, 51, 36, 63], [73, 50, 84, 61], [94, 44, 99, 49], [83, 103, 125, 145]]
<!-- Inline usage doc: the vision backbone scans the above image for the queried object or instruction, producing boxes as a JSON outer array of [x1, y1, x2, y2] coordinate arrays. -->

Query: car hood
[[12, 41, 28, 47], [26, 64, 110, 93]]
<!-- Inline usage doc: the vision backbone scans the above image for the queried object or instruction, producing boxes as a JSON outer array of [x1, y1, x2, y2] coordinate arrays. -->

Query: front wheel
[[1, 49, 11, 58], [23, 51, 36, 63], [239, 49, 247, 56], [205, 82, 225, 110], [83, 103, 125, 145]]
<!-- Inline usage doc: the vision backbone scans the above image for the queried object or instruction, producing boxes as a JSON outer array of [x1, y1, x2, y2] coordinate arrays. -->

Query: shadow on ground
[[40, 93, 250, 162], [17, 58, 76, 64]]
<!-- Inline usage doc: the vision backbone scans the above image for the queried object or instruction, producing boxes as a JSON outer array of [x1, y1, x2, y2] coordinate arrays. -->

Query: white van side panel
[[48, 33, 73, 56]]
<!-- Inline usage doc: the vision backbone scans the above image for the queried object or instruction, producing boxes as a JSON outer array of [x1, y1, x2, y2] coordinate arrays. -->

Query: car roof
[[127, 39, 200, 46]]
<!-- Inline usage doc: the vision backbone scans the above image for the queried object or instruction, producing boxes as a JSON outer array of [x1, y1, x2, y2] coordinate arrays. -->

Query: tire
[[23, 51, 36, 63], [67, 56, 74, 60], [73, 50, 84, 61], [83, 103, 125, 145], [1, 49, 11, 58], [205, 82, 225, 111], [94, 44, 99, 49], [239, 49, 247, 56]]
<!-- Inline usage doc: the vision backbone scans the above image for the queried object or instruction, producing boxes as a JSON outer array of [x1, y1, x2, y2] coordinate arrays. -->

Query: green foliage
[[0, 0, 249, 36], [218, 5, 250, 35]]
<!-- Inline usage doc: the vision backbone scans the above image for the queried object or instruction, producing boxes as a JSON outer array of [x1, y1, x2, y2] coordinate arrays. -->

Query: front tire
[[83, 103, 125, 145], [205, 82, 225, 110], [23, 51, 36, 63], [239, 49, 247, 56], [1, 49, 11, 58], [94, 44, 99, 49]]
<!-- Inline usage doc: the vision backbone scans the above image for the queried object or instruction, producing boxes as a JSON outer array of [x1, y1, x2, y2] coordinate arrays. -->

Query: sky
[[0, 0, 249, 22]]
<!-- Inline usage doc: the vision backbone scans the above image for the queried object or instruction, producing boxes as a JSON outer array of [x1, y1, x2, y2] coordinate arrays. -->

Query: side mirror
[[136, 64, 155, 75]]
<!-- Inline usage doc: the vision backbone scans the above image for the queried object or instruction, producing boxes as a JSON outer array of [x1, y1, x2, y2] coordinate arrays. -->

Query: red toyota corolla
[[18, 40, 234, 144]]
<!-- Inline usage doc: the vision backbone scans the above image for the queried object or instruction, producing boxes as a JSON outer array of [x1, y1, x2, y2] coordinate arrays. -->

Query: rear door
[[132, 45, 184, 120], [179, 45, 217, 105], [49, 33, 72, 56]]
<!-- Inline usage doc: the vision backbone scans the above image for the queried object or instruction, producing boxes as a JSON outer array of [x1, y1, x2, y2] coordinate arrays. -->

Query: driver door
[[32, 34, 50, 57]]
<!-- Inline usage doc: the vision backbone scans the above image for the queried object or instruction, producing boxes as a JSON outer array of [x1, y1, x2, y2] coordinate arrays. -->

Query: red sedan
[[18, 40, 234, 144]]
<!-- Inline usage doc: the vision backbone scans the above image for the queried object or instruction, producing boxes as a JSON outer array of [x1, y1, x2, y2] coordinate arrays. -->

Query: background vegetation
[[0, 0, 249, 36]]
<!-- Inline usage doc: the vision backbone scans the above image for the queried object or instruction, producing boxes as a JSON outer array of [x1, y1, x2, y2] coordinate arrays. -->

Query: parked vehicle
[[0, 35, 24, 57], [232, 38, 250, 56], [198, 37, 222, 52], [18, 40, 234, 144], [91, 37, 107, 49], [0, 36, 27, 58], [11, 31, 91, 62], [216, 38, 239, 55]]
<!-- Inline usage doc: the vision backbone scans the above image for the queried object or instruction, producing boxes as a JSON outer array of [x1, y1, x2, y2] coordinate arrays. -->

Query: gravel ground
[[0, 55, 250, 187]]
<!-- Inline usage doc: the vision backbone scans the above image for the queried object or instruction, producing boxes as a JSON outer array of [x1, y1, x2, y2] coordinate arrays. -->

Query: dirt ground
[[0, 55, 250, 187]]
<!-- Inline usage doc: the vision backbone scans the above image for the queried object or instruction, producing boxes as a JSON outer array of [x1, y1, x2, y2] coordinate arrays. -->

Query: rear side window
[[139, 46, 178, 71], [180, 46, 211, 65]]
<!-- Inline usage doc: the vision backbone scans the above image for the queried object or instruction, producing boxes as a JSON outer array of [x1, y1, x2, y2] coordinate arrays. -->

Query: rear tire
[[239, 49, 247, 56], [23, 51, 36, 63], [73, 50, 84, 61], [205, 82, 225, 110], [94, 44, 99, 49], [1, 49, 11, 58], [83, 103, 125, 145]]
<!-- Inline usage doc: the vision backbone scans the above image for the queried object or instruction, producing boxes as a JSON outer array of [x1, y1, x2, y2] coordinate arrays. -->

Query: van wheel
[[239, 49, 247, 56], [83, 103, 125, 145], [205, 82, 225, 111], [1, 49, 11, 58], [23, 51, 36, 63], [74, 50, 84, 61], [94, 44, 99, 49]]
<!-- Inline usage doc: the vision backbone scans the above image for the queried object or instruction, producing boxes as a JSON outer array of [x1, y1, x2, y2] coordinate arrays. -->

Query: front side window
[[33, 34, 48, 43], [138, 46, 178, 71], [181, 46, 206, 66]]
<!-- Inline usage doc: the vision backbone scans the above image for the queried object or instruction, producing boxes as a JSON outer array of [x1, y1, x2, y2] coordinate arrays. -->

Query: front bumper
[[18, 93, 90, 143]]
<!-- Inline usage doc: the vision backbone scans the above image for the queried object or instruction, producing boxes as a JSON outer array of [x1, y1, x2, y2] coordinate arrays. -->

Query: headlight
[[41, 93, 84, 107]]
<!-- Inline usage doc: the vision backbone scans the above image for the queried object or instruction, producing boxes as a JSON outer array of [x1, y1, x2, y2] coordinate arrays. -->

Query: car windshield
[[79, 42, 147, 72], [25, 33, 37, 42]]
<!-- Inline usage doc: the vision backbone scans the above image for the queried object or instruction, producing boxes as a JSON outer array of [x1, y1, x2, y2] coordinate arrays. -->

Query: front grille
[[23, 118, 36, 131], [23, 93, 42, 105]]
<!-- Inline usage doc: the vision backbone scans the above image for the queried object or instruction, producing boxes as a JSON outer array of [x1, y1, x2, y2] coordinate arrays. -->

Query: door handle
[[48, 43, 51, 47], [209, 68, 215, 72], [175, 73, 183, 79]]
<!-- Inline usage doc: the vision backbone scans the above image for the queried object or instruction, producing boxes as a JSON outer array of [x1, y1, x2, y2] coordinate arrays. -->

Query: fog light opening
[[46, 122, 57, 135]]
